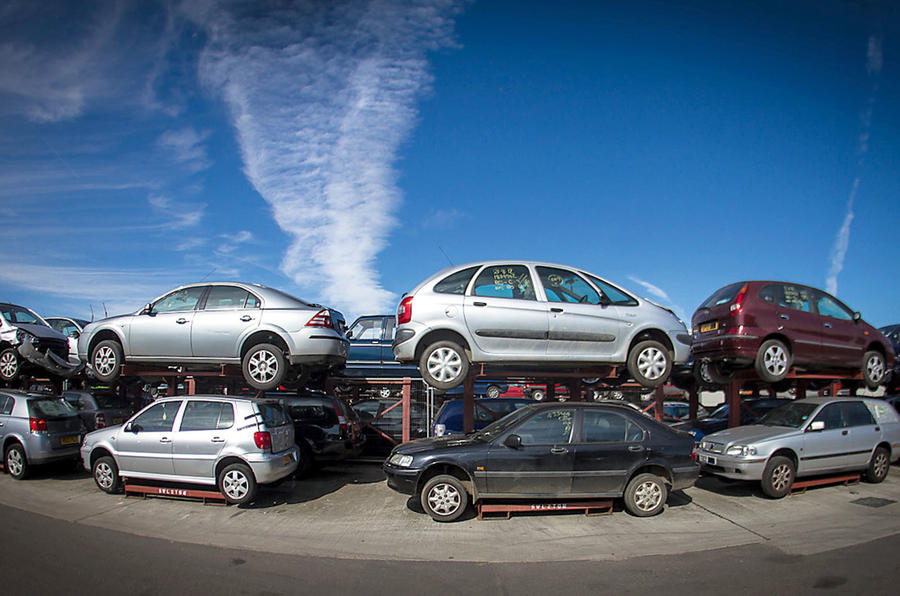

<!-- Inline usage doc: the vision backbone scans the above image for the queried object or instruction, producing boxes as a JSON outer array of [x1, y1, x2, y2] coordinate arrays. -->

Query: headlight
[[725, 445, 757, 457], [388, 453, 413, 467]]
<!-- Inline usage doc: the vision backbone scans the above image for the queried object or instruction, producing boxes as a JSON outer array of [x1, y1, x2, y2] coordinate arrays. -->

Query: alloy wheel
[[426, 347, 462, 383], [94, 346, 118, 376], [873, 451, 889, 480], [6, 449, 24, 477], [248, 350, 278, 384], [762, 344, 788, 377], [222, 470, 250, 500], [633, 480, 663, 512], [0, 352, 16, 378], [637, 347, 667, 381], [427, 482, 461, 516], [867, 355, 885, 383], [771, 462, 792, 492], [95, 461, 114, 490]]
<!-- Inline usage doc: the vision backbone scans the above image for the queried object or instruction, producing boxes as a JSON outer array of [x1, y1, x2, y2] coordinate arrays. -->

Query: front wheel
[[623, 473, 667, 517], [0, 347, 21, 382], [761, 455, 795, 498], [754, 339, 791, 383], [862, 351, 886, 389], [419, 341, 469, 391], [218, 463, 258, 505], [91, 339, 124, 384], [420, 474, 469, 522], [530, 388, 546, 401], [484, 384, 501, 399], [865, 446, 890, 483], [627, 340, 672, 388], [4, 443, 28, 480], [242, 343, 287, 391], [92, 455, 123, 494]]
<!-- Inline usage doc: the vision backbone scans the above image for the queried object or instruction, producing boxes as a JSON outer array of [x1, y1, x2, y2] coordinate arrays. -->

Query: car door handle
[[176, 318, 188, 324], [211, 437, 225, 443], [824, 323, 832, 328], [550, 307, 564, 313], [550, 447, 568, 454], [628, 445, 644, 452], [159, 437, 172, 443], [240, 315, 253, 322], [473, 301, 487, 307], [779, 314, 790, 320]]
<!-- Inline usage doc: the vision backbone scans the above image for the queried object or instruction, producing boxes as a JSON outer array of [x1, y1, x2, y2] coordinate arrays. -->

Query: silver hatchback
[[393, 261, 691, 390], [696, 397, 900, 498], [77, 282, 349, 390], [80, 395, 299, 504]]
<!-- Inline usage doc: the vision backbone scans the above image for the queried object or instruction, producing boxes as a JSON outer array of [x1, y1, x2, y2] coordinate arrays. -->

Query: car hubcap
[[95, 462, 114, 489], [634, 481, 662, 511], [7, 450, 23, 476], [763, 345, 788, 376], [426, 347, 462, 383], [867, 355, 884, 383], [874, 452, 888, 478], [427, 482, 461, 515], [0, 352, 16, 378], [771, 464, 792, 491], [637, 347, 667, 380], [248, 350, 278, 383], [94, 346, 118, 376], [223, 471, 249, 500]]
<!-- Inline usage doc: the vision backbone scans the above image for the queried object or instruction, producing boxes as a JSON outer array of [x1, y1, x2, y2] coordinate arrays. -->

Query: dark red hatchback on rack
[[691, 281, 894, 388]]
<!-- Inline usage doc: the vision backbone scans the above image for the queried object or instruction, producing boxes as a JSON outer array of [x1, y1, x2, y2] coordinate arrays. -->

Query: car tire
[[218, 462, 258, 505], [754, 339, 791, 383], [295, 442, 316, 479], [242, 343, 287, 391], [4, 443, 28, 480], [530, 388, 546, 401], [0, 347, 21, 382], [419, 341, 469, 391], [485, 384, 501, 399], [378, 387, 392, 399], [92, 455, 123, 494], [864, 446, 890, 484], [761, 455, 795, 498], [862, 351, 886, 390], [420, 474, 469, 522], [696, 360, 732, 386], [91, 339, 124, 384], [623, 473, 667, 517], [627, 340, 672, 388]]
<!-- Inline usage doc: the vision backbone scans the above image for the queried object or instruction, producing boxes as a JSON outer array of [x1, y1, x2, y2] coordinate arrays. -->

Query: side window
[[780, 285, 812, 313], [536, 266, 601, 305], [812, 403, 844, 430], [842, 402, 875, 427], [472, 265, 537, 301], [179, 401, 234, 431], [0, 396, 12, 415], [581, 411, 642, 443], [584, 274, 639, 306], [759, 284, 780, 304], [153, 287, 206, 314], [383, 317, 396, 341], [349, 318, 384, 341], [816, 293, 853, 321], [513, 409, 574, 444], [204, 286, 252, 311], [246, 293, 261, 308], [434, 266, 479, 295], [132, 401, 182, 432]]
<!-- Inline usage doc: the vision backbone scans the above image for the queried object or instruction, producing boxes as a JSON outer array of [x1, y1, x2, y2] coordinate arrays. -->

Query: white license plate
[[699, 454, 716, 465]]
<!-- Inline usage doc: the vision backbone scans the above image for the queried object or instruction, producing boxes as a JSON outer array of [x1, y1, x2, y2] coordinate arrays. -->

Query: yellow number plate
[[283, 454, 292, 465], [700, 322, 719, 333], [60, 435, 79, 446]]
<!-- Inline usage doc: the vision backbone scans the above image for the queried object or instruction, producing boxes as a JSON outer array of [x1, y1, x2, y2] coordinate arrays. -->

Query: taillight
[[397, 296, 413, 325], [95, 413, 107, 429], [29, 418, 48, 432], [730, 283, 749, 316], [306, 309, 334, 329], [254, 431, 272, 451], [332, 401, 349, 435]]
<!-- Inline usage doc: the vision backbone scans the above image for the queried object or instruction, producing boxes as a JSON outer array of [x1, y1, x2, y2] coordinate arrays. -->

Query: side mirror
[[126, 422, 142, 433], [69, 331, 80, 339], [853, 312, 861, 323], [503, 434, 522, 449], [808, 420, 825, 432], [141, 303, 154, 316], [598, 294, 611, 306], [345, 329, 354, 339]]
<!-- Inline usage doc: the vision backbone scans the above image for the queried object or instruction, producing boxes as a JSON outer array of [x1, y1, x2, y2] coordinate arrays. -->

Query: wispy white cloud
[[148, 194, 206, 229], [627, 275, 670, 302], [157, 126, 212, 172], [216, 230, 254, 255], [183, 0, 465, 317], [423, 208, 465, 229]]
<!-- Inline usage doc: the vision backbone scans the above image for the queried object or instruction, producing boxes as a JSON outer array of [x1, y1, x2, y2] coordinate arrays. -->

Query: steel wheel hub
[[95, 462, 114, 489], [771, 464, 792, 491], [763, 345, 788, 376], [634, 481, 663, 511], [223, 471, 249, 499], [6, 450, 23, 476], [637, 347, 667, 380], [427, 483, 461, 515], [426, 348, 462, 383], [249, 350, 278, 383]]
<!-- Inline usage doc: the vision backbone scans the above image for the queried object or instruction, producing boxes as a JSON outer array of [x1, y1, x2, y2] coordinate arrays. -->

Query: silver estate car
[[393, 261, 691, 390], [696, 397, 900, 498], [1, 389, 86, 479], [81, 395, 299, 505], [77, 282, 349, 391]]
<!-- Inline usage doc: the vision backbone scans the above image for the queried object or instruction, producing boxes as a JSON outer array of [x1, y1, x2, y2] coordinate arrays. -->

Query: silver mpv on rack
[[81, 395, 299, 504]]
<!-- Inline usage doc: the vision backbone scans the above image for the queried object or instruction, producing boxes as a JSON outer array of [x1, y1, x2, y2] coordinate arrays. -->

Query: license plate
[[113, 418, 123, 425], [283, 454, 292, 465], [700, 322, 719, 333], [699, 454, 716, 465], [60, 435, 79, 446]]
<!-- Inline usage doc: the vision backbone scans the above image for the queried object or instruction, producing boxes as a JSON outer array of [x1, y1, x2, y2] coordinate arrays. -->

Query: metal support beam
[[653, 386, 665, 421], [463, 374, 475, 434], [401, 377, 411, 443]]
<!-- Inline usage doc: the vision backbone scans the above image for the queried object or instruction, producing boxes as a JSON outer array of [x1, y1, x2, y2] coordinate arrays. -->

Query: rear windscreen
[[257, 401, 289, 427], [92, 393, 127, 409], [284, 399, 337, 423], [29, 399, 77, 418], [699, 283, 744, 309]]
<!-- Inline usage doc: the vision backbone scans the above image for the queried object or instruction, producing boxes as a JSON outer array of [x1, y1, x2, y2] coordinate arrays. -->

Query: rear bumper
[[691, 335, 759, 365], [245, 446, 300, 484], [671, 464, 701, 491]]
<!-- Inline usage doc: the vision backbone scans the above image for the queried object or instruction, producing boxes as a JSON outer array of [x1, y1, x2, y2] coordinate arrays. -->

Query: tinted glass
[[780, 285, 813, 313], [0, 396, 11, 415], [434, 266, 479, 295], [246, 294, 261, 308], [349, 317, 384, 341], [383, 317, 396, 341], [0, 305, 43, 325], [513, 409, 574, 444], [816, 293, 853, 320], [812, 403, 844, 430], [284, 398, 337, 423], [257, 401, 288, 427], [537, 266, 601, 305], [153, 287, 206, 313], [204, 286, 253, 310], [581, 410, 640, 443], [28, 398, 77, 418], [757, 402, 818, 428], [180, 401, 235, 431], [472, 265, 536, 300], [699, 283, 744, 308], [842, 402, 875, 427], [132, 401, 182, 432], [92, 392, 126, 409], [584, 274, 639, 306]]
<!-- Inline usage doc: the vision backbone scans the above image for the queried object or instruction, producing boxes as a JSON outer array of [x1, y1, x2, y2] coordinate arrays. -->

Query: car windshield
[[29, 398, 78, 418], [708, 405, 728, 418], [699, 283, 744, 309], [473, 406, 534, 440], [757, 402, 819, 428], [0, 305, 44, 325]]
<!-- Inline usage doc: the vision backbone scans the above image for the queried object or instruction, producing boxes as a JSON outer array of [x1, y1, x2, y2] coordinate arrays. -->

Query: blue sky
[[1, 0, 898, 328]]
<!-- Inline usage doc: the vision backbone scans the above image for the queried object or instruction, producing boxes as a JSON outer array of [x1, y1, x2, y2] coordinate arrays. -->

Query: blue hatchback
[[432, 397, 534, 436]]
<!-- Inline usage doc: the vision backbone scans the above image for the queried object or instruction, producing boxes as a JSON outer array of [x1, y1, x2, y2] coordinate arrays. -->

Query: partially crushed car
[[46, 317, 91, 365], [0, 303, 82, 382]]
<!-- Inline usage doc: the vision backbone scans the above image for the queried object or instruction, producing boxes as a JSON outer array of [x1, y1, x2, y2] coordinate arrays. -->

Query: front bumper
[[18, 336, 84, 378], [245, 446, 300, 484], [382, 462, 422, 495], [697, 451, 767, 480]]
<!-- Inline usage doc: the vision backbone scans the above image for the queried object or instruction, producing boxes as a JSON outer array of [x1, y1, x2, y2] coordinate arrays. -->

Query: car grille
[[37, 338, 69, 360], [701, 441, 725, 454]]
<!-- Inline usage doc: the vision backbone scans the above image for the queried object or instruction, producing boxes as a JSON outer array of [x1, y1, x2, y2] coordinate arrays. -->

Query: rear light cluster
[[730, 283, 749, 316], [306, 309, 334, 329], [95, 413, 107, 429], [397, 296, 413, 325], [29, 418, 48, 432], [332, 401, 349, 435], [254, 431, 272, 451]]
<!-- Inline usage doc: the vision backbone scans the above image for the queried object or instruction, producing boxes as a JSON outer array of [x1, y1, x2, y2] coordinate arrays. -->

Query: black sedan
[[383, 402, 698, 522]]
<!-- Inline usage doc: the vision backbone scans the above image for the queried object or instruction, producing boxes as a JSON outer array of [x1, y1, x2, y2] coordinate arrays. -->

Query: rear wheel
[[623, 473, 667, 516], [754, 339, 791, 383], [696, 360, 732, 385], [420, 474, 468, 522], [419, 341, 469, 391], [242, 343, 287, 391], [218, 463, 257, 505], [530, 388, 547, 401], [4, 443, 28, 480], [627, 340, 672, 388], [485, 384, 501, 399], [92, 455, 123, 494], [91, 339, 124, 384], [0, 347, 21, 382], [865, 446, 890, 483], [862, 351, 886, 390], [761, 455, 795, 498]]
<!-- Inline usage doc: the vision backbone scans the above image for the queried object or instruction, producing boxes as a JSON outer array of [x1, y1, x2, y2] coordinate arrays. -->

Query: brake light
[[730, 283, 749, 316], [306, 309, 334, 329], [254, 431, 272, 451], [332, 401, 349, 435], [397, 296, 413, 325], [29, 418, 48, 432], [95, 413, 107, 429]]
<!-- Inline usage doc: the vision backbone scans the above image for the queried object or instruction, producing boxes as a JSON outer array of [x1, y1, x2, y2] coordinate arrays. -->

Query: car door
[[346, 317, 387, 366], [770, 284, 822, 366], [115, 400, 183, 476], [190, 286, 262, 359], [485, 407, 575, 496], [814, 291, 864, 367], [536, 265, 628, 359], [840, 401, 880, 468], [380, 317, 400, 364], [571, 409, 647, 495], [129, 286, 207, 357], [463, 264, 549, 357], [800, 402, 854, 474], [0, 396, 12, 444], [171, 400, 235, 479]]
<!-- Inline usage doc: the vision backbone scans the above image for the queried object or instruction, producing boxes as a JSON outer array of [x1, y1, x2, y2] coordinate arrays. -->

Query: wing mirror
[[808, 420, 825, 432], [125, 422, 142, 433], [598, 294, 611, 306], [853, 312, 861, 323], [141, 303, 155, 316], [503, 434, 522, 449]]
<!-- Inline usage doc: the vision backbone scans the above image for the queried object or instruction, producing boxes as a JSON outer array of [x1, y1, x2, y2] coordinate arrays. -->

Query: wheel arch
[[627, 328, 674, 357], [215, 455, 255, 481], [89, 446, 116, 469], [2, 435, 27, 459], [628, 462, 673, 488], [768, 447, 799, 468], [239, 331, 291, 360], [88, 329, 126, 360], [416, 462, 476, 498], [760, 333, 793, 356], [413, 329, 472, 362]]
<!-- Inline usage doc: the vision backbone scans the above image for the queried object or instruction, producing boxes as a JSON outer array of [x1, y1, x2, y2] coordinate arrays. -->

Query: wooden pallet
[[477, 499, 613, 520]]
